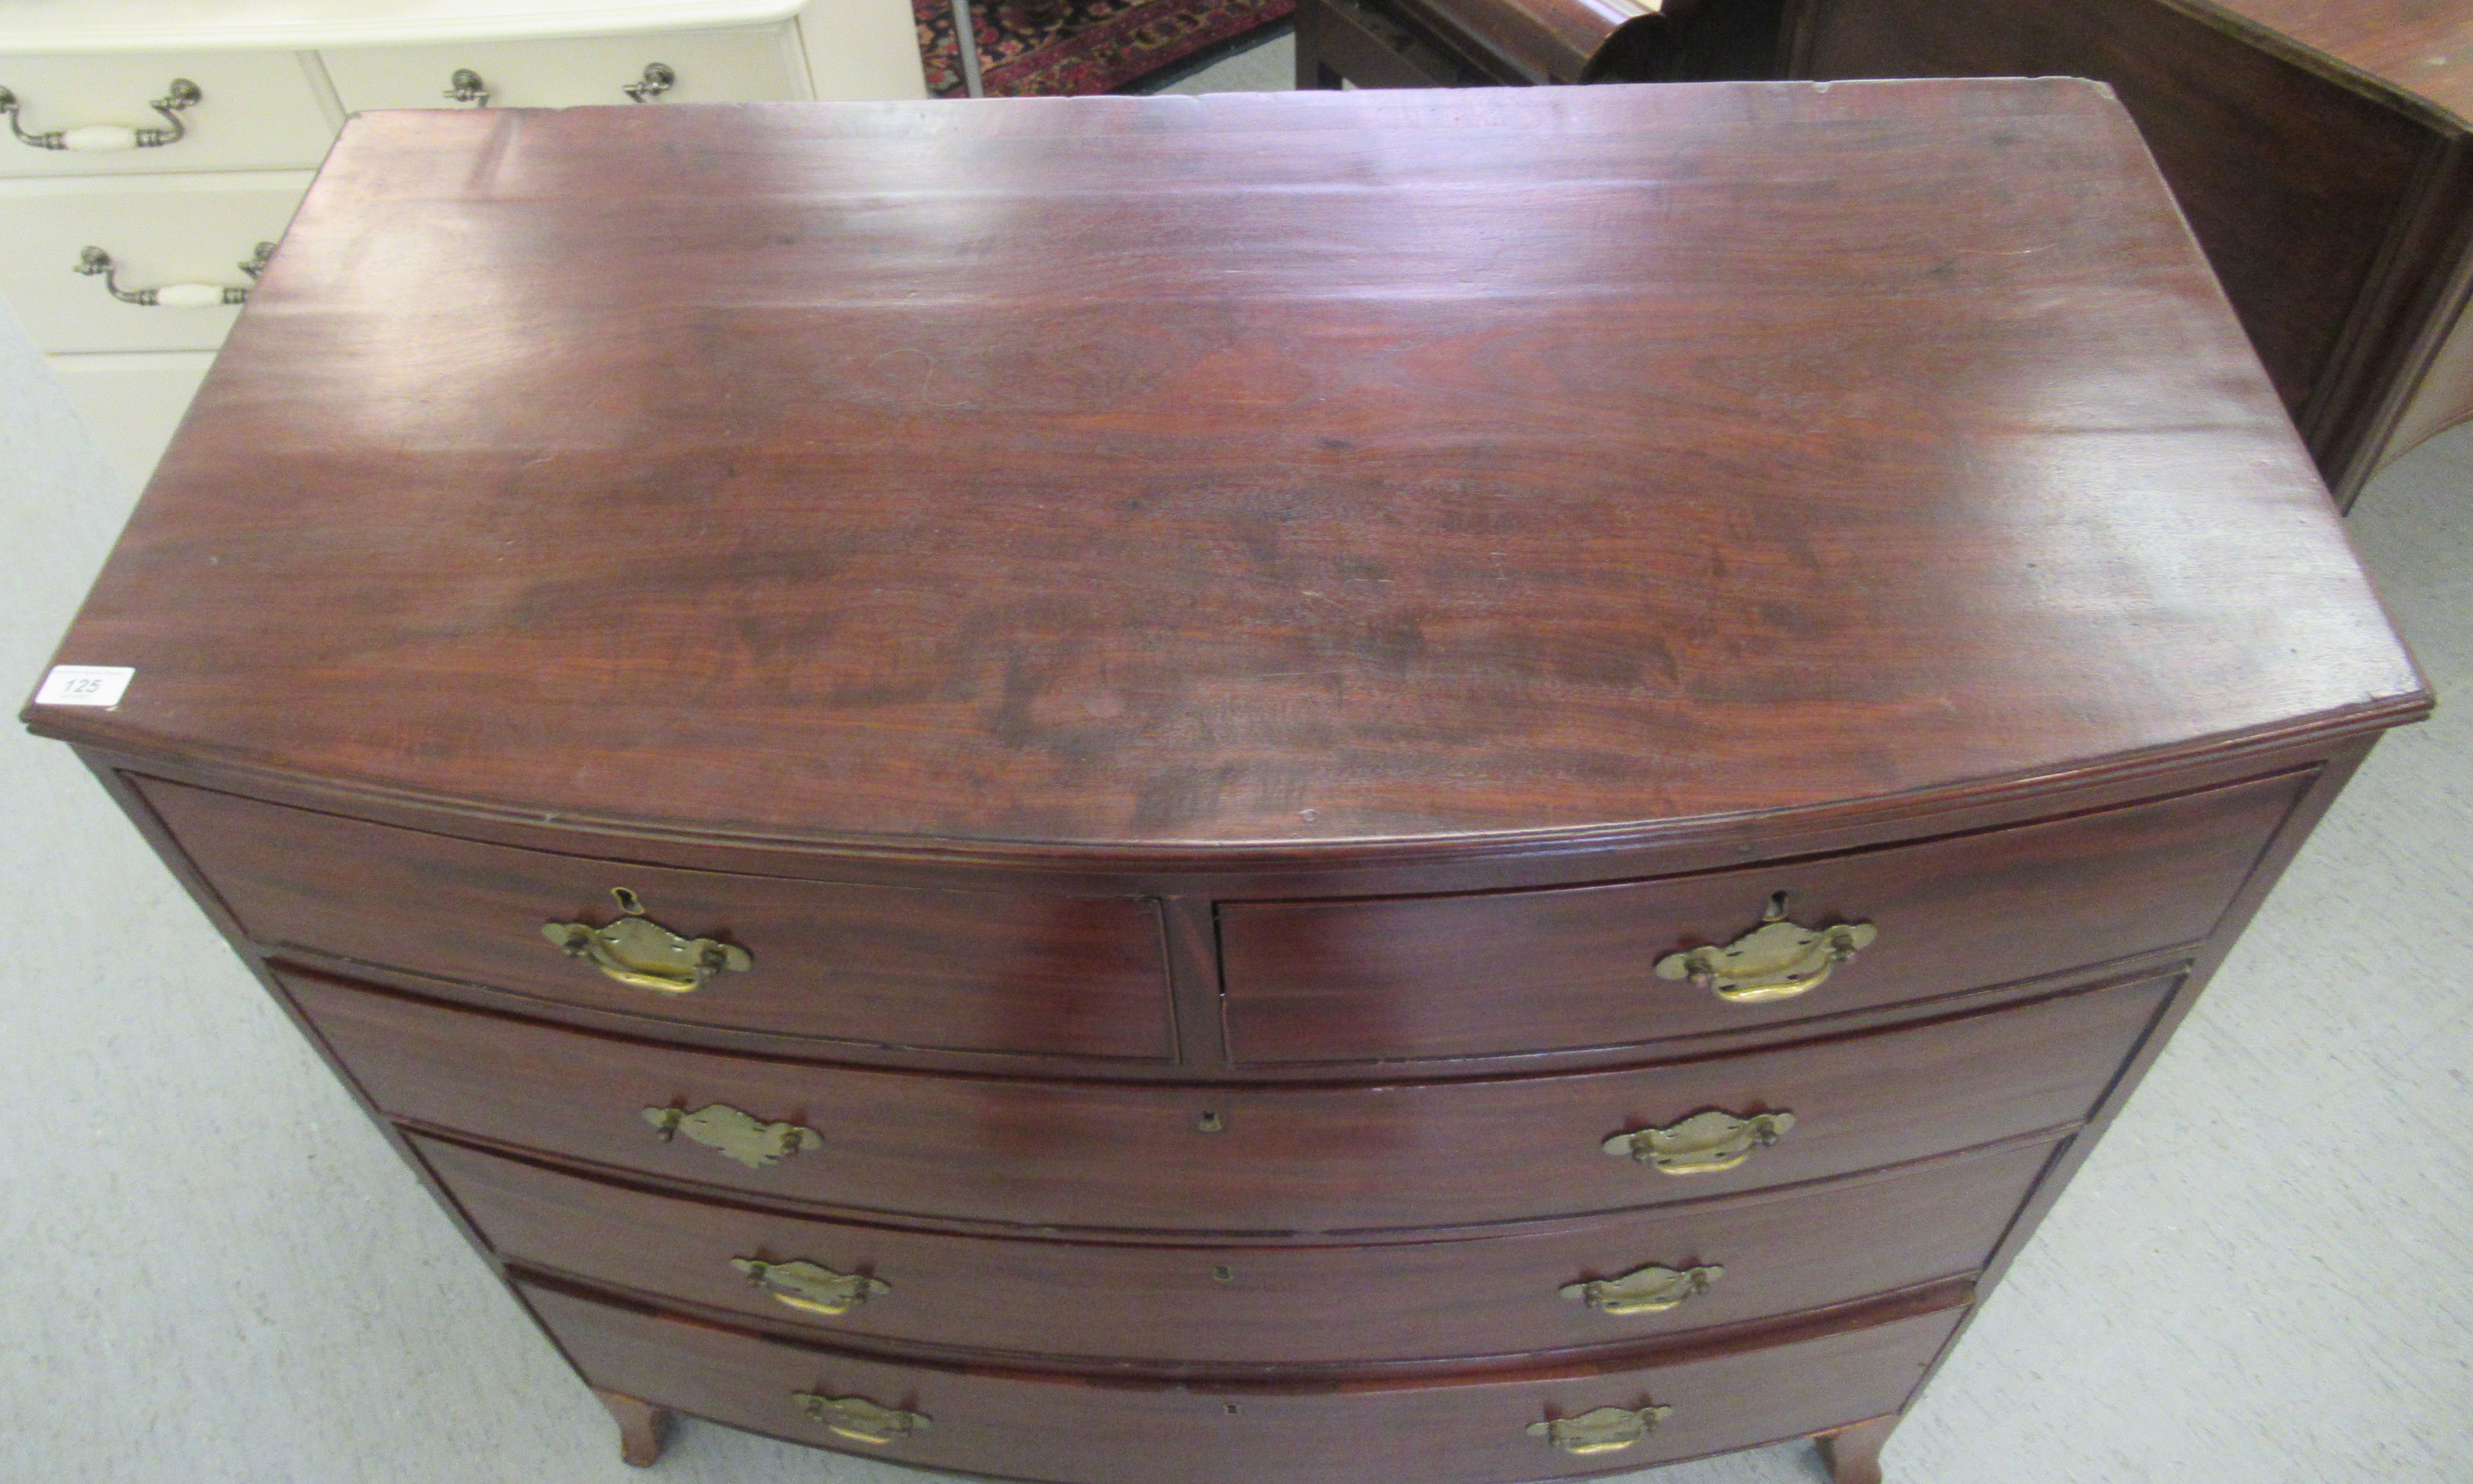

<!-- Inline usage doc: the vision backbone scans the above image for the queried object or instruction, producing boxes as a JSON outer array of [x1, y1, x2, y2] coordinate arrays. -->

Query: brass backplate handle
[[1526, 1404, 1673, 1455], [644, 1103, 820, 1168], [544, 887, 752, 994], [1560, 1262, 1724, 1315], [793, 1392, 930, 1445], [1655, 895, 1877, 1003], [1602, 1109, 1795, 1175], [733, 1257, 890, 1316]]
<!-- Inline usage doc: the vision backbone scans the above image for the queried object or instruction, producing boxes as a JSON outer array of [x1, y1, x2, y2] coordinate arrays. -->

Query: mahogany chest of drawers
[[24, 82, 2430, 1483]]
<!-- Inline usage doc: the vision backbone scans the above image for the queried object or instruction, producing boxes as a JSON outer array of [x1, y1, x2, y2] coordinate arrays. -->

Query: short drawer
[[421, 1131, 2054, 1365], [0, 51, 333, 178], [520, 1278, 1965, 1484], [45, 350, 215, 491], [143, 779, 1172, 1062], [1220, 770, 2306, 1063], [286, 966, 2172, 1231], [0, 172, 308, 353], [321, 28, 804, 113]]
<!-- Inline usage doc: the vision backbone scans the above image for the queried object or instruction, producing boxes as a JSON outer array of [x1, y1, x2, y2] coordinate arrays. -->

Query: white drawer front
[[45, 350, 214, 492], [322, 26, 806, 112], [0, 52, 333, 178], [0, 172, 310, 353]]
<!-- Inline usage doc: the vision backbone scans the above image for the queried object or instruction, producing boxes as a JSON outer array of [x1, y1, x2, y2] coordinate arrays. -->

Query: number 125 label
[[35, 665, 135, 707]]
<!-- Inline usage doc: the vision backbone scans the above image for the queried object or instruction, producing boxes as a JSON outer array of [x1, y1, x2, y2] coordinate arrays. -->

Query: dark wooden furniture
[[1300, 0, 2473, 510], [1782, 0, 2473, 508], [25, 83, 2428, 1484], [1294, 0, 1782, 88]]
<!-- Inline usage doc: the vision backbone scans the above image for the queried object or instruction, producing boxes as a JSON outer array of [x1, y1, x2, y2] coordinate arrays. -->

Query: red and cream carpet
[[914, 0, 1292, 96]]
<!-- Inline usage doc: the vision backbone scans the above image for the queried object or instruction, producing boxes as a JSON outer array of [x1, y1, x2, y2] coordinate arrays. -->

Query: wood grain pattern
[[519, 1277, 1967, 1484], [24, 84, 2424, 854], [1218, 770, 2304, 1064], [1795, 0, 2431, 413], [1787, 0, 2473, 504], [138, 776, 1174, 1061], [287, 965, 2171, 1231], [416, 1130, 2056, 1368]]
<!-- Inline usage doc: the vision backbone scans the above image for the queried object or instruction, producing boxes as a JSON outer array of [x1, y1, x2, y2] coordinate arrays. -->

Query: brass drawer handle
[[793, 1392, 930, 1445], [1656, 893, 1876, 1003], [545, 886, 752, 995], [0, 77, 199, 151], [1560, 1262, 1723, 1315], [74, 242, 272, 308], [1527, 1404, 1672, 1455], [1602, 1109, 1794, 1175], [644, 1103, 820, 1168], [733, 1257, 889, 1316]]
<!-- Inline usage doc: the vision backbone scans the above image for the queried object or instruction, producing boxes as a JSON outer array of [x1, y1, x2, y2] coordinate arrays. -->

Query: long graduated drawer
[[422, 1130, 2057, 1365], [518, 1278, 1969, 1484], [290, 966, 2173, 1231]]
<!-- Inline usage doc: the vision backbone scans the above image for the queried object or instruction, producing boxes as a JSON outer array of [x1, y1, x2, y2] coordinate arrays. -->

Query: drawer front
[[288, 966, 2171, 1231], [45, 350, 214, 491], [321, 28, 804, 113], [0, 173, 308, 353], [522, 1278, 1965, 1484], [1220, 770, 2305, 1064], [0, 51, 333, 178], [143, 779, 1173, 1061], [422, 1131, 2054, 1364]]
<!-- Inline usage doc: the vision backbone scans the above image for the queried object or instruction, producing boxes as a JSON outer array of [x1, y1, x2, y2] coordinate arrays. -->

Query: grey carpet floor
[[3, 63, 2467, 1482]]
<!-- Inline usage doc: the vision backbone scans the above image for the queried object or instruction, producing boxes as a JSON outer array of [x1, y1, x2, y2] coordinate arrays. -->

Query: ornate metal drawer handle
[[623, 64, 677, 102], [75, 242, 272, 308], [0, 78, 200, 151], [1656, 894, 1876, 1003], [1662, 890, 1869, 1009], [644, 1103, 820, 1168], [1560, 1262, 1724, 1315], [1526, 1404, 1672, 1455], [1602, 1109, 1795, 1175], [544, 886, 752, 994], [732, 1257, 889, 1316], [443, 69, 492, 106], [793, 1392, 930, 1445]]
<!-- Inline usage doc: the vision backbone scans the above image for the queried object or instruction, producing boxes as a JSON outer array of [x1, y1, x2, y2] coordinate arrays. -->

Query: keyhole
[[1763, 890, 1789, 921], [1211, 1265, 1235, 1283], [1224, 1403, 1241, 1415], [1196, 1110, 1225, 1133], [612, 886, 646, 915]]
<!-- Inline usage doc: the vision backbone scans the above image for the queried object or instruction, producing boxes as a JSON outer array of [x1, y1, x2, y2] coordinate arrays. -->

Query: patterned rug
[[914, 0, 1293, 96]]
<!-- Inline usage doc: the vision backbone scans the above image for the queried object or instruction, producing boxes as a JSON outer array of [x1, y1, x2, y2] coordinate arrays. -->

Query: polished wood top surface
[[2203, 0, 2473, 123], [28, 82, 2426, 855]]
